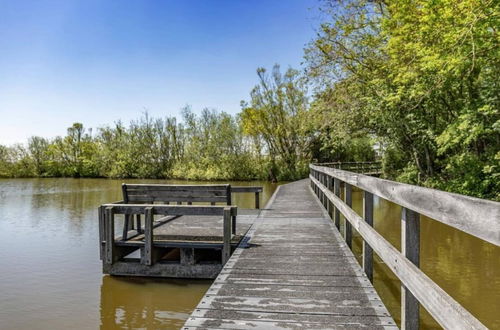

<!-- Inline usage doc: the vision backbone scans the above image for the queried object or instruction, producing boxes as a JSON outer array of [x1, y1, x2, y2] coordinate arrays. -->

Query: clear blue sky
[[0, 0, 319, 145]]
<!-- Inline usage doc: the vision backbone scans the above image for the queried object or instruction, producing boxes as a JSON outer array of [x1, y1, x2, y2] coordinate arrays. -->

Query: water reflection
[[100, 276, 210, 329], [0, 178, 277, 330], [0, 178, 497, 329]]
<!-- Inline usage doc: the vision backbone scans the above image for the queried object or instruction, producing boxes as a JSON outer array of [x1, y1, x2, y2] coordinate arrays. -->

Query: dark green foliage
[[304, 0, 499, 200]]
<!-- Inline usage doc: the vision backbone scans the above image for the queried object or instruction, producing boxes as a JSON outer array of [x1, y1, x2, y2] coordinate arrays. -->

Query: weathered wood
[[185, 180, 395, 329], [226, 185, 232, 205], [226, 186, 237, 235], [103, 262, 222, 278], [311, 165, 500, 246], [333, 177, 341, 230], [104, 207, 115, 265], [313, 161, 382, 175], [128, 195, 228, 203], [222, 207, 232, 265], [231, 186, 263, 193], [121, 184, 128, 203], [180, 248, 196, 265], [125, 183, 230, 190], [402, 207, 420, 330], [98, 206, 105, 260], [101, 204, 237, 216], [122, 214, 130, 240], [123, 183, 232, 206], [344, 183, 352, 248], [326, 175, 333, 218], [135, 214, 142, 234], [363, 191, 374, 282], [310, 175, 487, 329], [142, 207, 153, 266]]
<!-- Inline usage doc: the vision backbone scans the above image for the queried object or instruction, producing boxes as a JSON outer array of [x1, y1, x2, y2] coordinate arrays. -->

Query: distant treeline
[[1, 0, 498, 200]]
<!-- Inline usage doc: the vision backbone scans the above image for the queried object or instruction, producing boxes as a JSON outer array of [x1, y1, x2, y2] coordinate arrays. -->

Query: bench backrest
[[121, 184, 232, 205]]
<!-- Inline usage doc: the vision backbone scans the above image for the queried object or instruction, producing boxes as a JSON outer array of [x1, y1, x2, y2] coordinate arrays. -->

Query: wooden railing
[[309, 164, 500, 330], [314, 161, 382, 175], [98, 204, 238, 266], [232, 186, 263, 209]]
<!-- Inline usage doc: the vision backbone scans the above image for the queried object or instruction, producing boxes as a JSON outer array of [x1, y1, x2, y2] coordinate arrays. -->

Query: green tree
[[241, 65, 311, 180], [27, 136, 50, 176], [305, 0, 499, 199]]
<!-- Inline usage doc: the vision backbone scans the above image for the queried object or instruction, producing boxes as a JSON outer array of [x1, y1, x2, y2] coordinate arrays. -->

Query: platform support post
[[222, 207, 232, 265], [142, 207, 154, 266], [105, 206, 115, 265]]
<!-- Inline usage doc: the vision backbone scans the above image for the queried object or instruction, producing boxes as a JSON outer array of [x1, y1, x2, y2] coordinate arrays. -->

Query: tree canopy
[[0, 0, 498, 199]]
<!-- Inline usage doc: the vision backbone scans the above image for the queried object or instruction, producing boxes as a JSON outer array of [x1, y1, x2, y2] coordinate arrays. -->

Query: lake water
[[0, 178, 278, 329], [0, 178, 498, 329]]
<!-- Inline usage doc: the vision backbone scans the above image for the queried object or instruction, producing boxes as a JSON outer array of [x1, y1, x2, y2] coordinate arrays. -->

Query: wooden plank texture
[[100, 204, 237, 216], [184, 180, 396, 329]]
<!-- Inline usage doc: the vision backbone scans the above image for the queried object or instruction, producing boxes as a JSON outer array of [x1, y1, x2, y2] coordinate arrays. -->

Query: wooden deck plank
[[184, 179, 395, 329]]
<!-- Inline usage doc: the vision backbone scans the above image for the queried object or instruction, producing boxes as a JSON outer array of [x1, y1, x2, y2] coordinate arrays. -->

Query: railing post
[[136, 214, 142, 234], [222, 207, 232, 265], [333, 178, 341, 230], [318, 172, 322, 201], [314, 170, 317, 194], [362, 191, 374, 282], [142, 207, 154, 266], [344, 183, 352, 248], [122, 214, 130, 240], [322, 173, 327, 207], [104, 206, 115, 265], [98, 206, 104, 260], [320, 172, 324, 205], [326, 175, 333, 218], [255, 191, 260, 209], [401, 207, 420, 330]]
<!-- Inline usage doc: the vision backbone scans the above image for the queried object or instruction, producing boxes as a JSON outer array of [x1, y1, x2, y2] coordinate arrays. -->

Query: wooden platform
[[183, 179, 396, 329], [102, 210, 259, 279]]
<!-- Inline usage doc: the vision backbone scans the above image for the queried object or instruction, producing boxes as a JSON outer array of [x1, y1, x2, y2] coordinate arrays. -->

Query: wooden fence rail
[[313, 161, 382, 175], [231, 186, 263, 209], [99, 204, 238, 267], [310, 164, 500, 330]]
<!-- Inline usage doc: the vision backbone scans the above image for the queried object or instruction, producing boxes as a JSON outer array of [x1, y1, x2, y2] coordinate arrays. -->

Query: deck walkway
[[183, 179, 396, 329]]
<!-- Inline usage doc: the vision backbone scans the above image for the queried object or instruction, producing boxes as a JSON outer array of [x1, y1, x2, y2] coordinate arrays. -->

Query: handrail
[[309, 164, 499, 329], [100, 203, 238, 216], [313, 161, 382, 175], [99, 204, 237, 266], [310, 164, 500, 246], [231, 186, 263, 209], [314, 161, 381, 165]]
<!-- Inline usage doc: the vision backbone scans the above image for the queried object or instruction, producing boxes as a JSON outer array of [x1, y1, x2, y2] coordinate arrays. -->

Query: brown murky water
[[343, 188, 500, 329], [0, 179, 498, 329], [0, 178, 278, 330]]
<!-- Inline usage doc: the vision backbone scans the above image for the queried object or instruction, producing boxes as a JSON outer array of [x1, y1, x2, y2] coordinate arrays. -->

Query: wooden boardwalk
[[183, 179, 396, 329]]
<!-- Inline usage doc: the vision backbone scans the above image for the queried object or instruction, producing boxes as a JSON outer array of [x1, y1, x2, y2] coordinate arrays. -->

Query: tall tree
[[241, 65, 311, 180], [305, 0, 499, 199]]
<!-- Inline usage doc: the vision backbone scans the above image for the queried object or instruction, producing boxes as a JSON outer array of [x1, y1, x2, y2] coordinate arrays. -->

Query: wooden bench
[[122, 183, 232, 205], [119, 184, 236, 240]]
